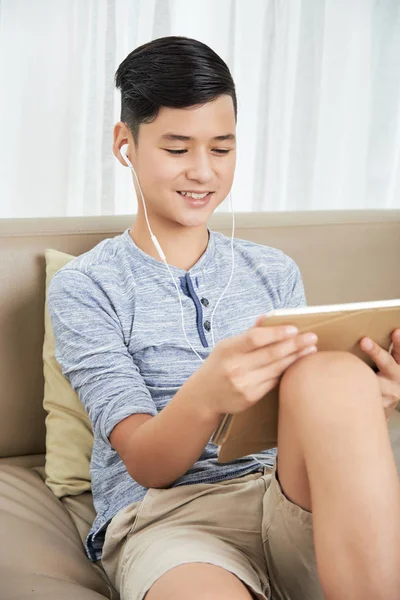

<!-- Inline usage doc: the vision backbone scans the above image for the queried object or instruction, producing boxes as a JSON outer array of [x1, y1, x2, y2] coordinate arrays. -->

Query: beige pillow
[[43, 249, 93, 498]]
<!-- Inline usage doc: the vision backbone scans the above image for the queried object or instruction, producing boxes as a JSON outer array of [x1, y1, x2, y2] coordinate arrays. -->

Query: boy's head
[[113, 36, 237, 230]]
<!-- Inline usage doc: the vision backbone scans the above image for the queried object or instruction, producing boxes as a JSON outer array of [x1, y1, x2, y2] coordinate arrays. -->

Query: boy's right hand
[[194, 316, 318, 419]]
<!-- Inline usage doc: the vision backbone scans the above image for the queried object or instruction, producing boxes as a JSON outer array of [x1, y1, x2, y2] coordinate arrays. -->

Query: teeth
[[180, 191, 209, 199]]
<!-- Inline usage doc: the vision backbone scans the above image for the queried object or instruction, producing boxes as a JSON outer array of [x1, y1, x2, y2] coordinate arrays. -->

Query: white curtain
[[0, 0, 399, 218]]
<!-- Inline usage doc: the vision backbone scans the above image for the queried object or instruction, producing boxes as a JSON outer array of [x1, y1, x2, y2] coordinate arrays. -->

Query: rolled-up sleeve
[[279, 255, 307, 309], [47, 269, 157, 445]]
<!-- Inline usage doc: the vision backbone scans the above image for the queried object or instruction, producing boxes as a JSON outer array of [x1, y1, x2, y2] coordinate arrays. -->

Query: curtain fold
[[0, 0, 398, 217]]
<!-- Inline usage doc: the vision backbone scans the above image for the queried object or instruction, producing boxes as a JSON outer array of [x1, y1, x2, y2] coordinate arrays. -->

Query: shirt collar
[[121, 227, 216, 275]]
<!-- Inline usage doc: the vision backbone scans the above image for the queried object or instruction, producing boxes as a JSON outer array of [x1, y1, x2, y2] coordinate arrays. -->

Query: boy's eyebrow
[[160, 133, 236, 142]]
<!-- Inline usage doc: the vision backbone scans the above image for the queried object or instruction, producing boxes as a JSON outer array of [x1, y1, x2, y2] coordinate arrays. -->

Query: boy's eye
[[165, 149, 231, 155]]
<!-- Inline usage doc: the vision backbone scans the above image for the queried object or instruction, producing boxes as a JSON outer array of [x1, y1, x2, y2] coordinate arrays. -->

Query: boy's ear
[[113, 122, 135, 166]]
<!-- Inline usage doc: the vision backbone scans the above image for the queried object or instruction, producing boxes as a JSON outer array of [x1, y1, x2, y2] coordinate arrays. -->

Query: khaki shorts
[[101, 461, 324, 600]]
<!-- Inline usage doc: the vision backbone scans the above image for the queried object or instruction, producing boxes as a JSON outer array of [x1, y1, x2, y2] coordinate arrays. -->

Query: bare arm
[[109, 371, 222, 489]]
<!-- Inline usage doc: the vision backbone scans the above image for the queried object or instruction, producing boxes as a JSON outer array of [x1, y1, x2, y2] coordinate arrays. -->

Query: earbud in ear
[[120, 144, 133, 169]]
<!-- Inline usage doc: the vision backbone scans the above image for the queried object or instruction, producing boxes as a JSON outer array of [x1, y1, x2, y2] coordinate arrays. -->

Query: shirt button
[[204, 320, 211, 331], [201, 297, 209, 307]]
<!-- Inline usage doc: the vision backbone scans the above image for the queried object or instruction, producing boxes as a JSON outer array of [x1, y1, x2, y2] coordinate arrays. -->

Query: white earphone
[[119, 143, 270, 469]]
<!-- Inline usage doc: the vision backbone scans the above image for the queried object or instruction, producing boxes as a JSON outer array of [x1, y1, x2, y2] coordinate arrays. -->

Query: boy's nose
[[186, 156, 214, 183]]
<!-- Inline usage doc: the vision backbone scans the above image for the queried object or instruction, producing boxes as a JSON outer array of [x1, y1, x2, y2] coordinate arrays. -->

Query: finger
[[241, 324, 299, 353], [360, 337, 397, 377], [377, 373, 400, 402], [391, 329, 400, 364], [257, 344, 318, 380], [249, 331, 318, 369], [377, 379, 400, 421], [252, 377, 280, 401], [244, 346, 318, 403]]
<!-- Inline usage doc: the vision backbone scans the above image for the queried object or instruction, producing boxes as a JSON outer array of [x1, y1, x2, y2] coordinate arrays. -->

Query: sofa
[[0, 210, 399, 599]]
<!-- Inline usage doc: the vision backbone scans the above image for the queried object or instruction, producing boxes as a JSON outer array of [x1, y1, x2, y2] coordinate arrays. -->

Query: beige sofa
[[0, 211, 399, 599]]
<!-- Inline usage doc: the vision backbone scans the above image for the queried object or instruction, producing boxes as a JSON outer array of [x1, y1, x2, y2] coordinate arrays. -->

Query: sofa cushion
[[0, 571, 112, 600], [0, 465, 116, 599], [43, 249, 93, 497], [35, 465, 97, 547]]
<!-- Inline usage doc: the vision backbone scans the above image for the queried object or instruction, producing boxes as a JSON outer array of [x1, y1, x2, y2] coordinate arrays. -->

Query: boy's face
[[114, 94, 236, 229]]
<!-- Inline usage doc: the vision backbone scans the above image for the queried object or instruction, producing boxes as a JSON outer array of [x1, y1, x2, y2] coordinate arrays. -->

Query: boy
[[48, 36, 400, 600]]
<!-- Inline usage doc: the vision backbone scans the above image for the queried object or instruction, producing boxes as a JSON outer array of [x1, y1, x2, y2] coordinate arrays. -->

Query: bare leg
[[277, 351, 400, 600], [144, 563, 259, 599]]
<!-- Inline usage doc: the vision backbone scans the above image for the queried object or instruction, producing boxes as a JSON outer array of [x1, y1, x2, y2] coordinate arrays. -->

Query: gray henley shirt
[[47, 226, 306, 561]]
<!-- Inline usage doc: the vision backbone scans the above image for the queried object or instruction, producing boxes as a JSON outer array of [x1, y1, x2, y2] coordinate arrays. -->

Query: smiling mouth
[[177, 191, 214, 199], [177, 191, 214, 205]]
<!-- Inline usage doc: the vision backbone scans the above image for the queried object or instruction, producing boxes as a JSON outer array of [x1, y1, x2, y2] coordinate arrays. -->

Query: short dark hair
[[115, 36, 237, 145]]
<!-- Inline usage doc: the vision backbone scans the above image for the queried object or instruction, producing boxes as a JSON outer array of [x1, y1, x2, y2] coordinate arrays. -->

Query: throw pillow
[[43, 249, 93, 498]]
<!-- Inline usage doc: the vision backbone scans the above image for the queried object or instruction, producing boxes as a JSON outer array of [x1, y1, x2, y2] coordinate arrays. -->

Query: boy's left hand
[[360, 329, 400, 422]]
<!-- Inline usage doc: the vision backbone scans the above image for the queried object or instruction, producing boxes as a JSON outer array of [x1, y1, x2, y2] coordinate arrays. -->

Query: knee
[[280, 350, 380, 404]]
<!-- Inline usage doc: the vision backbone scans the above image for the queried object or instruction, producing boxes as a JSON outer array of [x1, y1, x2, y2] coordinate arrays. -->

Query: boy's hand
[[193, 316, 318, 420], [360, 329, 400, 421]]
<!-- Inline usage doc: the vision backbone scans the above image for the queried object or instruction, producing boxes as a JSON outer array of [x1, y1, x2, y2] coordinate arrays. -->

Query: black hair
[[115, 36, 237, 144]]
